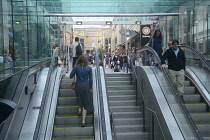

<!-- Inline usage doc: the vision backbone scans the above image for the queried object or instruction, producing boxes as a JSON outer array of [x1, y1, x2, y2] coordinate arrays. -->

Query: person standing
[[69, 55, 93, 127], [161, 40, 186, 99], [148, 29, 164, 60], [70, 37, 82, 67]]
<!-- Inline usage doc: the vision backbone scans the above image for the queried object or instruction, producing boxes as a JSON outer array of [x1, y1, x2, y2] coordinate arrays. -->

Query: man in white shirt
[[70, 37, 83, 67]]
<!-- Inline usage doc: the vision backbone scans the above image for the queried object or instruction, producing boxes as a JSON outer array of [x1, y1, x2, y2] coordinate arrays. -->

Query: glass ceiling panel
[[35, 0, 201, 14]]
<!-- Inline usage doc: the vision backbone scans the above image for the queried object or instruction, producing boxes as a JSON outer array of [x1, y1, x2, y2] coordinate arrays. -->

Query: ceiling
[[36, 0, 194, 15]]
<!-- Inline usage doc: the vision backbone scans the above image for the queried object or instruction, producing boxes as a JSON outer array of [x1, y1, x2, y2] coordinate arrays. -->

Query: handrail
[[180, 46, 210, 71], [93, 47, 112, 140], [33, 47, 61, 140], [136, 46, 203, 139], [127, 47, 166, 139]]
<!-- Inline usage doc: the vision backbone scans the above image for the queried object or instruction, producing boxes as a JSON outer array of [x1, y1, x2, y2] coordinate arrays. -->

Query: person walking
[[148, 29, 164, 60], [69, 55, 93, 127], [70, 37, 82, 67], [161, 40, 186, 100]]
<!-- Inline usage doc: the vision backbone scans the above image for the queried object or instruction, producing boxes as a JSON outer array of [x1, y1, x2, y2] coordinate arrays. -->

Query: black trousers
[[73, 57, 78, 67]]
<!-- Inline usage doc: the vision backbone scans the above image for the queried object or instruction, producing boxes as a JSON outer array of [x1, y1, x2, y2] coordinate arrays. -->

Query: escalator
[[135, 46, 210, 139], [184, 71, 210, 139], [52, 75, 94, 140], [30, 47, 112, 140]]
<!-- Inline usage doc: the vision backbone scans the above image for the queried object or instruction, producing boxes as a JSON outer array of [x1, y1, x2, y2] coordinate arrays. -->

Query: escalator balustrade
[[52, 75, 94, 140], [183, 77, 210, 139]]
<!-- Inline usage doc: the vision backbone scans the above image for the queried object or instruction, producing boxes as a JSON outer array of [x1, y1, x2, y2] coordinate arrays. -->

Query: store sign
[[140, 25, 151, 47]]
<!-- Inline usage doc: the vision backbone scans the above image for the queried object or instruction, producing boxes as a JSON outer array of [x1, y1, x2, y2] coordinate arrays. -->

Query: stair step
[[184, 80, 190, 86], [108, 90, 135, 96], [106, 73, 130, 77], [185, 103, 207, 112], [106, 77, 130, 81], [110, 106, 140, 112], [116, 132, 149, 140], [59, 89, 76, 96], [107, 81, 132, 86], [183, 94, 201, 103], [53, 124, 94, 137], [61, 79, 73, 83], [107, 85, 134, 90], [56, 105, 78, 114], [114, 118, 143, 125], [115, 125, 143, 133], [184, 86, 195, 94], [196, 123, 210, 133], [60, 83, 72, 89], [53, 136, 94, 140], [58, 97, 77, 105], [108, 95, 136, 101], [190, 112, 210, 122], [55, 114, 93, 125], [113, 112, 142, 118], [109, 100, 136, 106]]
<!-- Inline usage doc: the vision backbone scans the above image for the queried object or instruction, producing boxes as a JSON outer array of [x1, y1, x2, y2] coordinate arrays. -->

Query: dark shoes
[[81, 122, 85, 127]]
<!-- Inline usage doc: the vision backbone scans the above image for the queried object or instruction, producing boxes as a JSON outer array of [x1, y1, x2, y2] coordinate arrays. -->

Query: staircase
[[183, 78, 210, 140], [106, 73, 149, 140], [52, 75, 94, 140]]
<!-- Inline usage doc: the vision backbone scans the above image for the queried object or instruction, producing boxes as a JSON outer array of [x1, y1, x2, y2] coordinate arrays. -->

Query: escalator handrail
[[33, 47, 60, 140], [136, 46, 203, 140], [93, 47, 112, 140], [180, 46, 210, 71]]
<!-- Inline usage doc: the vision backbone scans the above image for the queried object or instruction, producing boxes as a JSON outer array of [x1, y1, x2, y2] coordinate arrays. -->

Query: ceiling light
[[106, 21, 112, 25], [15, 21, 20, 24], [136, 21, 141, 24], [76, 22, 82, 25]]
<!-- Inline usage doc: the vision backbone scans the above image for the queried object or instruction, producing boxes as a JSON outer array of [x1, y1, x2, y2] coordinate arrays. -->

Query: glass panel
[[0, 0, 3, 74], [37, 0, 183, 14], [13, 1, 28, 70], [0, 0, 13, 79], [28, 7, 38, 65], [184, 48, 210, 94]]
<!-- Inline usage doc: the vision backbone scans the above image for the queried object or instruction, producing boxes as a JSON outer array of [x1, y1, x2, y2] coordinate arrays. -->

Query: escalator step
[[59, 89, 75, 96], [55, 114, 93, 125], [190, 112, 210, 122], [183, 94, 201, 103], [185, 103, 206, 112], [52, 136, 94, 140], [57, 97, 77, 105], [53, 124, 94, 137], [56, 105, 78, 114], [184, 86, 195, 94]]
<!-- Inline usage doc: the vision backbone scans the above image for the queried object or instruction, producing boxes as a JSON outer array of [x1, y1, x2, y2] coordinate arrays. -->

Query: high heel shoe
[[81, 122, 85, 127]]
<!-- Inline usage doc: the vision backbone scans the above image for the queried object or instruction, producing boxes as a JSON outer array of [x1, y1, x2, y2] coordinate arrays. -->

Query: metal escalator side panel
[[92, 67, 100, 140], [99, 66, 112, 140], [137, 66, 185, 140], [39, 67, 63, 140]]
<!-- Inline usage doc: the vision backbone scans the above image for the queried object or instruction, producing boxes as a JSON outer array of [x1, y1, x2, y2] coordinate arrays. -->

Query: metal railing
[[93, 47, 112, 140], [32, 47, 67, 140]]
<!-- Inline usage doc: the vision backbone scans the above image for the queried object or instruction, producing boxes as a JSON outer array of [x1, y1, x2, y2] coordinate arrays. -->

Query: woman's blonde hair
[[76, 55, 88, 66]]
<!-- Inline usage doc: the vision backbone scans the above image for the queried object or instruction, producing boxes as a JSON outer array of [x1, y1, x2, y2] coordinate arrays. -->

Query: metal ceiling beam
[[58, 21, 156, 25], [44, 13, 179, 17]]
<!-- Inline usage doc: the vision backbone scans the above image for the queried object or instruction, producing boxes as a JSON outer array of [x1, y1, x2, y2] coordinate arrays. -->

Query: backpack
[[76, 43, 82, 56]]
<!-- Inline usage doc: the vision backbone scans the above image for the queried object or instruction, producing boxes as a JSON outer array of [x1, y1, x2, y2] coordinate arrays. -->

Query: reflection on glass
[[184, 49, 210, 94]]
